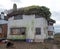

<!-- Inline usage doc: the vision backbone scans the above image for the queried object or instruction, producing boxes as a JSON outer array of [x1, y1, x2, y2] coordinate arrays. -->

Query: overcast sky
[[0, 0, 60, 33]]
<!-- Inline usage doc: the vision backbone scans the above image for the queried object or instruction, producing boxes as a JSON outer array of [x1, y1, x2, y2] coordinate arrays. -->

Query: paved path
[[0, 41, 59, 49], [53, 45, 58, 49]]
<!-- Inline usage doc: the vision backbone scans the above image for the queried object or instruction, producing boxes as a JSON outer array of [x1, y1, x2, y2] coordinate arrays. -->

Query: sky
[[0, 0, 60, 33]]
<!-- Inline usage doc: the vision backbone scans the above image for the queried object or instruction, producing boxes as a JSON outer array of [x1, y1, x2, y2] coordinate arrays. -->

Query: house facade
[[0, 12, 8, 39], [6, 4, 55, 42], [7, 15, 48, 42]]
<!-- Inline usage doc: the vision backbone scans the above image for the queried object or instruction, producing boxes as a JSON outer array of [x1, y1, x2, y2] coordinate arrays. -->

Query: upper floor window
[[48, 22, 53, 25], [14, 15, 23, 20], [35, 15, 42, 18], [49, 23, 53, 25], [35, 28, 41, 35]]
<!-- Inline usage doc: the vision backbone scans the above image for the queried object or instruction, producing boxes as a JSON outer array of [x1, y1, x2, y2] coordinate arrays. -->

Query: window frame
[[10, 27, 26, 35], [14, 15, 23, 20], [35, 27, 41, 35], [35, 15, 42, 18], [48, 31, 53, 36]]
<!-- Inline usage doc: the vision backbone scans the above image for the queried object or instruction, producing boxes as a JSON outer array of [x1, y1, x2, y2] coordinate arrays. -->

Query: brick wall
[[0, 24, 7, 38]]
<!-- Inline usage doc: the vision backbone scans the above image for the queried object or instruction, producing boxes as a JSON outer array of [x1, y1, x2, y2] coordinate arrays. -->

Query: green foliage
[[23, 5, 51, 19], [24, 6, 51, 18], [8, 5, 51, 19]]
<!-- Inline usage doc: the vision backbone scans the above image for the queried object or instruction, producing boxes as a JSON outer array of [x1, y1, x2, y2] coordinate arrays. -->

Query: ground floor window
[[48, 31, 53, 36], [35, 28, 41, 35], [10, 27, 26, 35]]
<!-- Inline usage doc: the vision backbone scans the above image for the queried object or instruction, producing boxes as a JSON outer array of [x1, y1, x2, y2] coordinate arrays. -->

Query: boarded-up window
[[48, 31, 53, 36], [35, 28, 41, 35], [14, 15, 23, 20], [11, 27, 26, 35]]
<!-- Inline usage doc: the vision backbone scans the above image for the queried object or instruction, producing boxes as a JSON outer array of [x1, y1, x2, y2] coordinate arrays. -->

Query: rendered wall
[[7, 15, 48, 42]]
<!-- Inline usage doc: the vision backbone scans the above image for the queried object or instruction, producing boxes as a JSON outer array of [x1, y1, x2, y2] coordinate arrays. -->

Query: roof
[[0, 20, 8, 24], [7, 5, 51, 19], [47, 19, 56, 23], [7, 5, 56, 23]]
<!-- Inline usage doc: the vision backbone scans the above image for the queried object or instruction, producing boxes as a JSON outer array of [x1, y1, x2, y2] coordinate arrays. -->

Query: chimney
[[1, 12, 4, 19], [13, 3, 17, 12]]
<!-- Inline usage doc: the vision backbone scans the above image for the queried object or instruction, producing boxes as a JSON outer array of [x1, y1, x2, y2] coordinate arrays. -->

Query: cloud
[[0, 0, 60, 11], [51, 11, 60, 33], [51, 11, 60, 26], [0, 0, 13, 9], [10, 0, 21, 3], [55, 28, 60, 33], [52, 12, 60, 16], [0, 9, 3, 12], [0, 8, 5, 13], [54, 25, 60, 28], [0, 4, 5, 9], [51, 11, 60, 21], [0, 4, 3, 7]]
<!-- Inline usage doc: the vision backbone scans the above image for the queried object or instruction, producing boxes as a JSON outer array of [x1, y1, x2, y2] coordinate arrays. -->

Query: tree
[[23, 5, 51, 19]]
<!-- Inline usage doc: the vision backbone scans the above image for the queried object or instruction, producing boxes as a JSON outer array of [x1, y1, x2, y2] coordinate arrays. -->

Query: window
[[48, 22, 53, 25], [35, 15, 42, 18], [0, 26, 2, 33], [11, 28, 20, 35], [35, 28, 41, 35], [48, 31, 53, 36], [11, 27, 26, 35], [14, 15, 23, 20], [48, 23, 53, 25]]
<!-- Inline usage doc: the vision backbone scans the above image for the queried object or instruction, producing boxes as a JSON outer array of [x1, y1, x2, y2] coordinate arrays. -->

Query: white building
[[7, 4, 55, 42], [7, 15, 48, 42]]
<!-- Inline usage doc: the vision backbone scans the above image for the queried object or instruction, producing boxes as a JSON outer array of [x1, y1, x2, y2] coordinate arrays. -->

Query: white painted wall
[[34, 17, 48, 40], [48, 25, 54, 31], [7, 15, 48, 41], [48, 25, 54, 38]]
